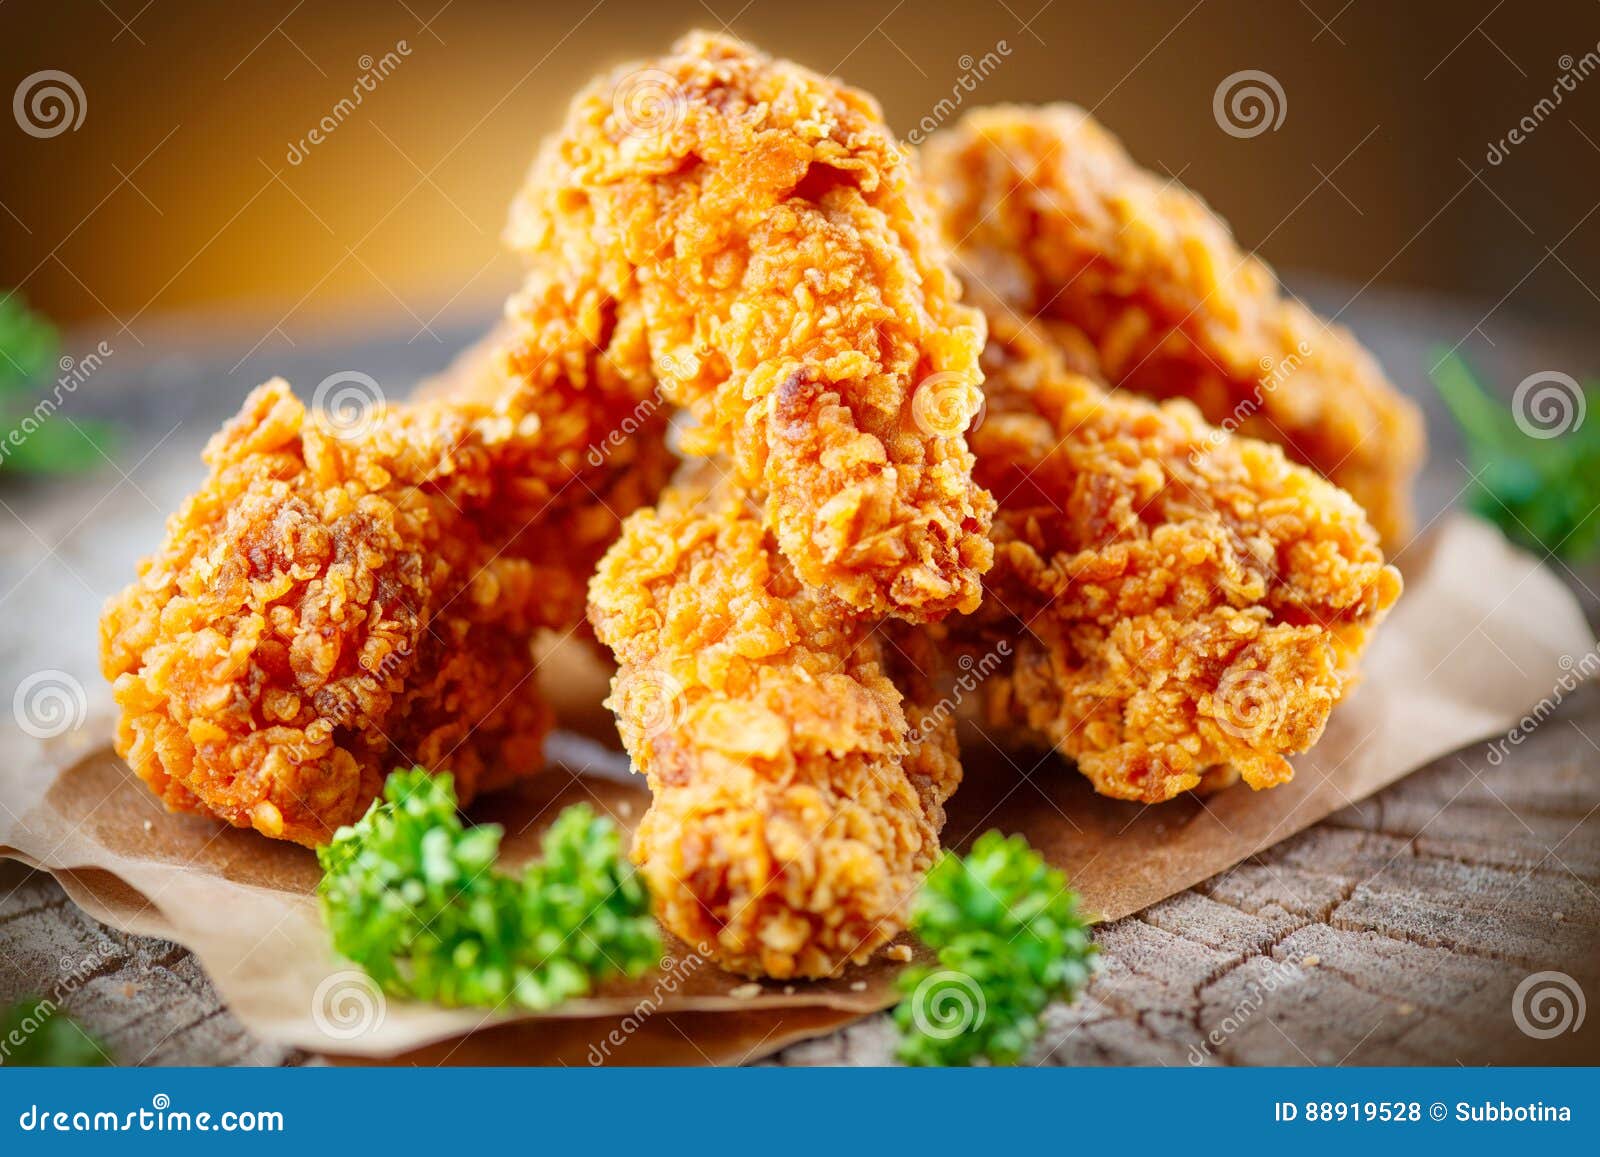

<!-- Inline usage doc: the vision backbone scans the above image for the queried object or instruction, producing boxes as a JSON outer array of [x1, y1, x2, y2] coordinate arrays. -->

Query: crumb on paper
[[730, 983, 762, 999], [1302, 954, 1321, 968]]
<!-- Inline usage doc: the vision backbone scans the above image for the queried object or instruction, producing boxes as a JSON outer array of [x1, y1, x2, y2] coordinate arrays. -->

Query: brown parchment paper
[[1, 514, 1593, 1066]]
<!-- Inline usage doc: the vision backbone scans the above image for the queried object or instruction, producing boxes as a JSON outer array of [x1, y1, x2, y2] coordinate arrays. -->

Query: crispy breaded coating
[[922, 105, 1424, 548], [100, 320, 676, 845], [421, 275, 674, 575], [941, 313, 1401, 802], [101, 383, 530, 845], [588, 470, 960, 978], [509, 31, 994, 622]]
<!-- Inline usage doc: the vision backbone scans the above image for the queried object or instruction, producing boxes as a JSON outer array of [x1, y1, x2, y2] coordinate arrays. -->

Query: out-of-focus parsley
[[0, 292, 116, 476], [1431, 349, 1600, 561], [893, 831, 1096, 1066], [0, 293, 56, 393], [0, 997, 110, 1066], [317, 768, 660, 1011]]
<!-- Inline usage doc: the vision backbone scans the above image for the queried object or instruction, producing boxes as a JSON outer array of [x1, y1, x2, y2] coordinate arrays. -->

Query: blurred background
[[2, 0, 1599, 341]]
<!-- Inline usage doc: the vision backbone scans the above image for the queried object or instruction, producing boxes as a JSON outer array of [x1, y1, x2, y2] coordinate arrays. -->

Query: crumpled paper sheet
[[1, 515, 1593, 1065]]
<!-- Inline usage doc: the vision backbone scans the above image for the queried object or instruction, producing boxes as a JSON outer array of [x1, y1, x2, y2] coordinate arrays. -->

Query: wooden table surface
[[2, 287, 1598, 1066]]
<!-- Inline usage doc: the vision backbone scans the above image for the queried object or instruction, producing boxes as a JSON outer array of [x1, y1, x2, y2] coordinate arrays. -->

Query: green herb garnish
[[1431, 349, 1600, 561], [317, 768, 660, 1010], [0, 293, 56, 394], [0, 997, 111, 1066], [0, 292, 116, 476], [893, 831, 1096, 1066]]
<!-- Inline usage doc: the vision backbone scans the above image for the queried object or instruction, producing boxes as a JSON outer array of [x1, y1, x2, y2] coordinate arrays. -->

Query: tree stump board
[[5, 684, 1595, 1066]]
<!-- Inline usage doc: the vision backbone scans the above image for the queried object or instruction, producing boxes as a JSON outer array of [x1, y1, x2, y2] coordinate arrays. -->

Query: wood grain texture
[[770, 685, 1600, 1066], [4, 686, 1595, 1067], [0, 862, 305, 1067]]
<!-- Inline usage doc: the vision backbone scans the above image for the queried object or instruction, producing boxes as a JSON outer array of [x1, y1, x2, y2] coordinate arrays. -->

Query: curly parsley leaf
[[317, 768, 660, 1011], [0, 997, 111, 1067], [0, 293, 56, 396], [893, 831, 1096, 1066], [1431, 349, 1600, 561], [0, 293, 117, 476]]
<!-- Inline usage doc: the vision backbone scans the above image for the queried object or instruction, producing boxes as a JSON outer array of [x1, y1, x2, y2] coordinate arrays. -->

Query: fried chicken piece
[[939, 312, 1401, 801], [421, 273, 675, 592], [101, 383, 527, 844], [922, 105, 1424, 548], [588, 469, 960, 978], [100, 305, 677, 845], [509, 31, 994, 622], [101, 96, 692, 848]]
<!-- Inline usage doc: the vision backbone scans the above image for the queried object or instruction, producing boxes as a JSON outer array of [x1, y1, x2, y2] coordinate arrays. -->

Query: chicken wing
[[940, 309, 1402, 801], [100, 308, 676, 845], [509, 31, 994, 622], [922, 105, 1424, 549], [588, 469, 960, 977]]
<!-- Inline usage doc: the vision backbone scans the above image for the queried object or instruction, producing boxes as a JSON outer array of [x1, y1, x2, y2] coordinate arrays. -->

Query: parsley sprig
[[0, 294, 55, 393], [317, 769, 660, 1011], [1431, 349, 1600, 561], [894, 831, 1096, 1066], [0, 292, 116, 476], [0, 997, 110, 1066]]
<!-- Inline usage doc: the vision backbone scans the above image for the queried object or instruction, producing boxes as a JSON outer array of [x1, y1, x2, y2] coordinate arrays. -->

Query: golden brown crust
[[588, 469, 960, 978], [102, 383, 519, 844], [938, 313, 1401, 802], [922, 105, 1424, 548], [511, 31, 994, 622], [100, 309, 677, 845]]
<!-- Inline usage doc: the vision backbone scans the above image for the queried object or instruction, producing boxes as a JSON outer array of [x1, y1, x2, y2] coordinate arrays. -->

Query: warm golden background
[[3, 0, 1598, 339]]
